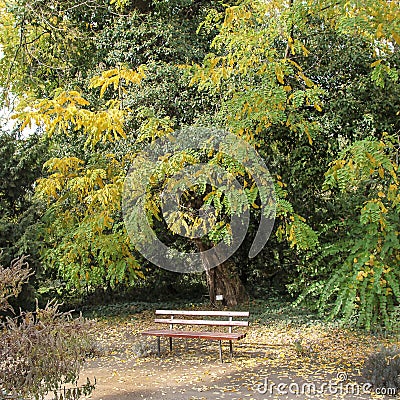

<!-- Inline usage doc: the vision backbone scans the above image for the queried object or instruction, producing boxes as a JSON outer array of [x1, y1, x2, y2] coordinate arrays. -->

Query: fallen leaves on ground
[[76, 303, 400, 400]]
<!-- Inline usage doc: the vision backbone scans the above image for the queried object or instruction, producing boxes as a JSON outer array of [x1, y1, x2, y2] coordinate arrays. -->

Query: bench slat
[[155, 310, 249, 317], [154, 318, 249, 327], [142, 329, 246, 341]]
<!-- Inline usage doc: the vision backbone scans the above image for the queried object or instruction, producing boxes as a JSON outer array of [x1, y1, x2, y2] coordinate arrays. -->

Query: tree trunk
[[193, 239, 248, 307]]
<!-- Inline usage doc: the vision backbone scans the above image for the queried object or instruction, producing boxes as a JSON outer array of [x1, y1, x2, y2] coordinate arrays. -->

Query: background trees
[[0, 0, 398, 329], [0, 131, 47, 265]]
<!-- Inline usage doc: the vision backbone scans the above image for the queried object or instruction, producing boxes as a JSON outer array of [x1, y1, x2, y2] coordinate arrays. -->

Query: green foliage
[[0, 130, 48, 295], [7, 0, 223, 296], [189, 1, 326, 140], [35, 150, 144, 292], [0, 0, 111, 102], [1, 0, 399, 318], [316, 136, 400, 330], [286, 27, 400, 324]]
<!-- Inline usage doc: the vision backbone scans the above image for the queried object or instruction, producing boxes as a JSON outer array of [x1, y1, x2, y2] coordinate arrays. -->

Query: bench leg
[[157, 336, 161, 356], [219, 340, 223, 363], [229, 340, 233, 358], [169, 337, 173, 351]]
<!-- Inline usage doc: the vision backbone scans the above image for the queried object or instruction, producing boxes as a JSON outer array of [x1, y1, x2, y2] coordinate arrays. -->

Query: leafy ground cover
[[71, 299, 400, 399]]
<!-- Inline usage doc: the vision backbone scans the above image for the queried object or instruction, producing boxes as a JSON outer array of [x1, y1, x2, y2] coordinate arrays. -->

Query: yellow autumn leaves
[[36, 155, 123, 213], [89, 65, 146, 98], [15, 66, 146, 148]]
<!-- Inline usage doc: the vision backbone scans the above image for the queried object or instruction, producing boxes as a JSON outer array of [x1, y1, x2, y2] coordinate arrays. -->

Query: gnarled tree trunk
[[193, 239, 247, 307]]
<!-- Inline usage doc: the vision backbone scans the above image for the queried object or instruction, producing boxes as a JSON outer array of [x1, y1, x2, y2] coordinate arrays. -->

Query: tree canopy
[[0, 0, 399, 329]]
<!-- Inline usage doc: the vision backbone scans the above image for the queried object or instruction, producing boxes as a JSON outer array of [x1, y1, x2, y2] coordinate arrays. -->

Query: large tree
[[188, 0, 399, 324], [2, 0, 399, 321], [1, 0, 233, 299]]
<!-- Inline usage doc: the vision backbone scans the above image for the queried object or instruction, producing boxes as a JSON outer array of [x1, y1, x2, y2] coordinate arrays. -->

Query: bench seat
[[142, 329, 246, 341]]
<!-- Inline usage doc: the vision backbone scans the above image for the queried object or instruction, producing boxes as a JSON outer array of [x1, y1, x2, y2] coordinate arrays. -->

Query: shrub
[[362, 346, 400, 394], [0, 256, 95, 399], [0, 256, 32, 313]]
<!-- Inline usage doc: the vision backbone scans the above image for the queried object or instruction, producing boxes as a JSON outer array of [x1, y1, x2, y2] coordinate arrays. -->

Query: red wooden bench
[[141, 310, 249, 362]]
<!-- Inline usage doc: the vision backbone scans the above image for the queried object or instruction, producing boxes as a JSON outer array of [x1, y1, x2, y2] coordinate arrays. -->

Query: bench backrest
[[154, 310, 249, 332]]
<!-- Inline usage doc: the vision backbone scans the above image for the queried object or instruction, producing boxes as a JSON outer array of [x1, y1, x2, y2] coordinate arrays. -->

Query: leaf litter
[[75, 302, 400, 400]]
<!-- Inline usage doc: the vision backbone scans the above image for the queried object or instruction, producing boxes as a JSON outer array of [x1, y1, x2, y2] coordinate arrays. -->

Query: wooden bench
[[141, 310, 249, 362]]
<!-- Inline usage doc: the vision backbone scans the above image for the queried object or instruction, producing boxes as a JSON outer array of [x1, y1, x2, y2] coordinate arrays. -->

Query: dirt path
[[73, 310, 399, 400], [78, 339, 395, 400]]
